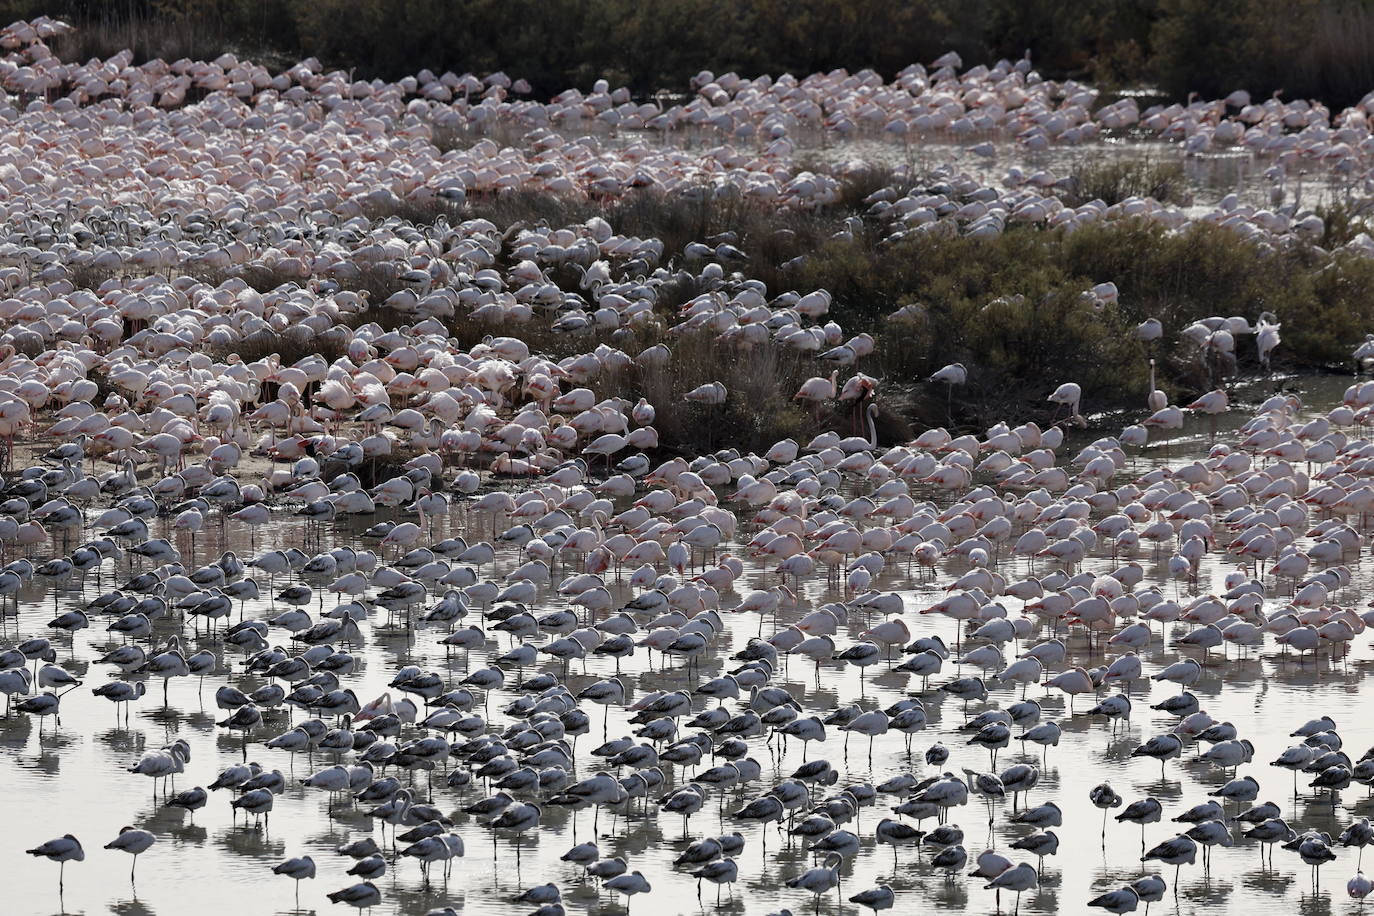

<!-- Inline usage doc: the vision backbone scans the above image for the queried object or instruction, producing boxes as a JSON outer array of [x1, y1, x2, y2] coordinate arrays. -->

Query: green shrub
[[774, 216, 1374, 427]]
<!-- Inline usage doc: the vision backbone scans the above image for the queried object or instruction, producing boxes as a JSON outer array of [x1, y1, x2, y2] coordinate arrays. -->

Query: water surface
[[0, 374, 1368, 916]]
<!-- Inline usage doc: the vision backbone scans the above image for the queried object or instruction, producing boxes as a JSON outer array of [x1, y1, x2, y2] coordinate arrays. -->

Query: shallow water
[[803, 132, 1360, 215], [562, 118, 1363, 215], [1, 374, 1370, 916]]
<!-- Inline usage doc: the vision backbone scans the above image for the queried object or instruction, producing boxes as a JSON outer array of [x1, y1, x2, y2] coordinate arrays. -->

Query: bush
[[775, 215, 1374, 427]]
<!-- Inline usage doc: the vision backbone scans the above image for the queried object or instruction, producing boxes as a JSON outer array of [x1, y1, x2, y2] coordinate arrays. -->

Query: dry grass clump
[[69, 262, 117, 292], [207, 329, 346, 366], [1063, 158, 1190, 208], [604, 330, 907, 456], [356, 197, 459, 226], [631, 332, 812, 456], [431, 122, 530, 154]]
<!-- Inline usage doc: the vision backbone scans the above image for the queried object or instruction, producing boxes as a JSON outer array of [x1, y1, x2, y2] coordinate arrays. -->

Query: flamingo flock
[[3, 12, 1374, 916], [0, 15, 1357, 310]]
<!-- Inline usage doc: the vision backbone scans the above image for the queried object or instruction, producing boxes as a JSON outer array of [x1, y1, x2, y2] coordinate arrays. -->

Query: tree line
[[6, 0, 1374, 109]]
